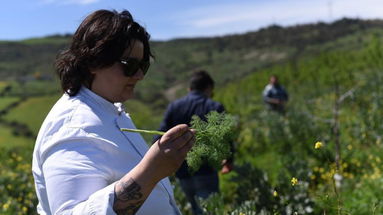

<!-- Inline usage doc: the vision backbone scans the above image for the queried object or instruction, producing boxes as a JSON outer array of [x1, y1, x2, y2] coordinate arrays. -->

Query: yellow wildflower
[[356, 161, 361, 167], [273, 190, 278, 197], [2, 203, 9, 210], [6, 184, 12, 190], [291, 177, 298, 186], [314, 141, 323, 149], [28, 192, 34, 199]]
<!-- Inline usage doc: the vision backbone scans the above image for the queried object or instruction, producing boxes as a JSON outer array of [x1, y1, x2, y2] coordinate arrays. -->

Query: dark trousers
[[178, 172, 219, 215]]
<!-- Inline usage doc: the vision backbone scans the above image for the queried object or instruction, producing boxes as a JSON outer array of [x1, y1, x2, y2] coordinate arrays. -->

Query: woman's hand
[[140, 124, 195, 182], [113, 124, 195, 214]]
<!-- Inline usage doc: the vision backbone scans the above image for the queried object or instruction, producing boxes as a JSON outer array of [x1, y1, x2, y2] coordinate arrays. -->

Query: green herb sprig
[[120, 111, 237, 172], [187, 111, 237, 172]]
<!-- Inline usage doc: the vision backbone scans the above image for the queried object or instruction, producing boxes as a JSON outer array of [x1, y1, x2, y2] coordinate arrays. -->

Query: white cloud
[[41, 0, 99, 5], [171, 0, 383, 38]]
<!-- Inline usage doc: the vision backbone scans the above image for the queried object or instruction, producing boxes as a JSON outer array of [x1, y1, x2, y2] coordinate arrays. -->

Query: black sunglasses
[[119, 58, 150, 77]]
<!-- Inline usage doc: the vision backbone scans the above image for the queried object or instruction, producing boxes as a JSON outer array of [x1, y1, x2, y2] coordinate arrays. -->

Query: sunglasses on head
[[118, 58, 150, 77]]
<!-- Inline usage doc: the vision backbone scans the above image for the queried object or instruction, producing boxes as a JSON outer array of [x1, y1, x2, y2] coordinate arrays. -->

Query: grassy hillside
[[1, 18, 383, 104], [1, 18, 383, 214], [211, 34, 383, 214], [4, 95, 60, 136]]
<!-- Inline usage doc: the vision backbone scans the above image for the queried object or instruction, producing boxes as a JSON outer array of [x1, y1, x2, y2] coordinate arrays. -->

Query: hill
[[1, 18, 383, 104], [1, 17, 383, 214]]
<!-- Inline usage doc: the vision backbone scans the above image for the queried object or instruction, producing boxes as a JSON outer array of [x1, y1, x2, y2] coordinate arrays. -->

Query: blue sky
[[1, 0, 382, 41]]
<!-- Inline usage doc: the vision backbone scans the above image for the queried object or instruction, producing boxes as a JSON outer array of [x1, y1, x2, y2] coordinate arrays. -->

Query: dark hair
[[189, 70, 215, 91], [270, 75, 278, 79], [56, 9, 152, 96]]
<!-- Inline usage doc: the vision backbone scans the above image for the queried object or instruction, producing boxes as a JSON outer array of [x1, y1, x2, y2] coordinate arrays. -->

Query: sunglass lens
[[120, 58, 150, 77], [122, 59, 140, 76]]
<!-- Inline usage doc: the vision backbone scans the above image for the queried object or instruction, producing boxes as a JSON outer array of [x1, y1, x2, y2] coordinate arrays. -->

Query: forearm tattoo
[[114, 178, 145, 215]]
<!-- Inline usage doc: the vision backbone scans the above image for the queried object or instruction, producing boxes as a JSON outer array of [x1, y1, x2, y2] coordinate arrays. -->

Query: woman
[[32, 9, 195, 215]]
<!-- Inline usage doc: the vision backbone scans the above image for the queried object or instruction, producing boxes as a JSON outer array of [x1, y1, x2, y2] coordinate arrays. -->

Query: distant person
[[32, 9, 194, 215], [155, 70, 233, 215], [263, 75, 289, 113]]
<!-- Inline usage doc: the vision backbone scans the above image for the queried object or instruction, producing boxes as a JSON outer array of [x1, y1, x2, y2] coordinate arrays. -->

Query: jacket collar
[[78, 86, 124, 115], [189, 90, 207, 97]]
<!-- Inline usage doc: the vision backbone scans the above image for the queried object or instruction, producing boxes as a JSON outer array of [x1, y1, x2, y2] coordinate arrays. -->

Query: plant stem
[[120, 128, 165, 136]]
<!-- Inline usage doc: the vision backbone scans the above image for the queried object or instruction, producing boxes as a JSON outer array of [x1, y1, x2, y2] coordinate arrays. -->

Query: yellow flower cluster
[[311, 160, 358, 183], [350, 158, 361, 167], [362, 154, 382, 180], [1, 151, 37, 214]]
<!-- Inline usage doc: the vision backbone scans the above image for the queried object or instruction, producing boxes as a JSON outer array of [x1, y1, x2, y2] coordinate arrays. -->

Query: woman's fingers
[[160, 125, 195, 150], [142, 126, 196, 180], [178, 134, 195, 157], [162, 124, 189, 140]]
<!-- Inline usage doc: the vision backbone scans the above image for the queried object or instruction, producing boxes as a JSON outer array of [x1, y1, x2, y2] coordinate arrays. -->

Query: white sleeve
[[42, 140, 117, 215], [262, 85, 271, 98]]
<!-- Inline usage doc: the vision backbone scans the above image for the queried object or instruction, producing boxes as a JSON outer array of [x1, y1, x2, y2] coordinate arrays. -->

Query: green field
[[0, 97, 19, 111], [0, 125, 33, 149], [4, 95, 60, 136]]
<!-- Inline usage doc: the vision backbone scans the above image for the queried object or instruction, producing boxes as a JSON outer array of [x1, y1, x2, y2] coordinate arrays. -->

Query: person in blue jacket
[[263, 75, 289, 113], [155, 70, 233, 215]]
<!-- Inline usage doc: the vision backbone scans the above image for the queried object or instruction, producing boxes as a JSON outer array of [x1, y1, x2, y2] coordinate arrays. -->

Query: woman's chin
[[121, 91, 134, 101]]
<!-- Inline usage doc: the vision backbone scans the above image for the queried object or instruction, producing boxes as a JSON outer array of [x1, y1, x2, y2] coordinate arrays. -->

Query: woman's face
[[90, 40, 146, 103]]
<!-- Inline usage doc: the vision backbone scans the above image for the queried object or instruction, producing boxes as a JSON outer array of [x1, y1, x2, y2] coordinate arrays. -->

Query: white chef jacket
[[32, 87, 181, 215]]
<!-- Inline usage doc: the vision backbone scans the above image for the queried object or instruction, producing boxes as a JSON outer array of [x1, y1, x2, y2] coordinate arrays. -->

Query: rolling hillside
[[1, 18, 383, 103], [1, 18, 383, 214]]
